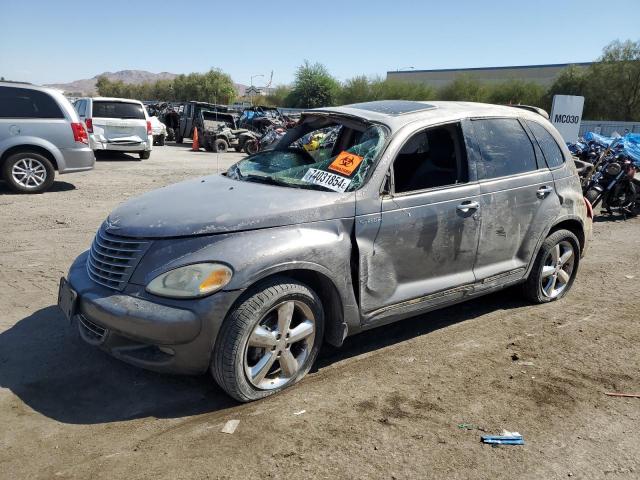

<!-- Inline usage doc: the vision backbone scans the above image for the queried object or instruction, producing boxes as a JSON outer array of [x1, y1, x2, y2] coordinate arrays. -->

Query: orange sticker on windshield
[[328, 151, 364, 176]]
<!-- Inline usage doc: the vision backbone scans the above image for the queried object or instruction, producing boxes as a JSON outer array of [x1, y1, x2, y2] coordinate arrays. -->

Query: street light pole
[[250, 74, 265, 106]]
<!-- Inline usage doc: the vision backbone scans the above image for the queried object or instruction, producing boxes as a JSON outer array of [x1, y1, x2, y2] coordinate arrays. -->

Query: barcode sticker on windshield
[[302, 168, 351, 192]]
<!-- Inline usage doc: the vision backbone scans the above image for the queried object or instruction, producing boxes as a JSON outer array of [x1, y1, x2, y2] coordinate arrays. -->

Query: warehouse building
[[386, 63, 592, 88]]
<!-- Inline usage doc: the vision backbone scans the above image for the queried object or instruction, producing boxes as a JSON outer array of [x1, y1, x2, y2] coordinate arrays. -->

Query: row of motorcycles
[[569, 132, 640, 217]]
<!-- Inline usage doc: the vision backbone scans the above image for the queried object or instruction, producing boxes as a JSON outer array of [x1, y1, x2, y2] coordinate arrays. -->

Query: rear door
[[91, 101, 147, 144], [468, 117, 561, 281]]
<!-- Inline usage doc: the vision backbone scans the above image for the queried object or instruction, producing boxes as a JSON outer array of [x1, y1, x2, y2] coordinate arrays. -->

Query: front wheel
[[522, 229, 580, 304], [212, 277, 324, 402], [244, 139, 258, 155], [139, 151, 151, 160]]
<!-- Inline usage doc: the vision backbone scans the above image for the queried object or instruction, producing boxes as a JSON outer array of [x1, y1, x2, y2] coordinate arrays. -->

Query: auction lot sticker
[[329, 151, 364, 176], [302, 168, 351, 192]]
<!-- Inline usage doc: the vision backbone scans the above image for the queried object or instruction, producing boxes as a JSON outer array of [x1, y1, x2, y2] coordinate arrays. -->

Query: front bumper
[[66, 251, 243, 374]]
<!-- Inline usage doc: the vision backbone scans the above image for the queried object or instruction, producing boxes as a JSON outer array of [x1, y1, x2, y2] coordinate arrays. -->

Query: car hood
[[105, 174, 355, 238]]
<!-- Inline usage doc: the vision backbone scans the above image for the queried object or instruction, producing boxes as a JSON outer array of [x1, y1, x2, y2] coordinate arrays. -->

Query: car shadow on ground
[[0, 181, 76, 195], [94, 151, 143, 162], [0, 291, 528, 425]]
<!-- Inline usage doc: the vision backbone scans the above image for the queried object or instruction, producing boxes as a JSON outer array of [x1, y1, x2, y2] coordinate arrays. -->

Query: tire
[[213, 138, 228, 153], [585, 188, 601, 208], [2, 151, 55, 194], [159, 135, 165, 146], [175, 134, 183, 144], [204, 140, 214, 152], [244, 140, 258, 155], [212, 276, 324, 402], [139, 151, 151, 160], [522, 229, 580, 304]]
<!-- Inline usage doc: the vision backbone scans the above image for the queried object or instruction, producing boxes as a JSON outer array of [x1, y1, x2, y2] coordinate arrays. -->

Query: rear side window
[[0, 86, 64, 119], [92, 101, 145, 119], [472, 118, 537, 179], [526, 120, 565, 168], [75, 100, 86, 116]]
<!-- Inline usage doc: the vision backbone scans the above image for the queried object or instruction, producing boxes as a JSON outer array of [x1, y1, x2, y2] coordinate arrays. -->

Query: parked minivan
[[59, 100, 592, 401], [74, 97, 152, 159], [0, 82, 95, 193]]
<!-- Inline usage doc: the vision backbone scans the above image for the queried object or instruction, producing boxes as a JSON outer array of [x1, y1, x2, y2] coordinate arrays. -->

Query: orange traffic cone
[[192, 128, 200, 151]]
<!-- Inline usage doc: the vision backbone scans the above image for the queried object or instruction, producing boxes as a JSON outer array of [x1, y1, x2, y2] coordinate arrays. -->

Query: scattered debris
[[518, 361, 535, 366], [481, 431, 524, 445], [604, 392, 640, 398], [458, 423, 476, 430], [511, 353, 520, 361], [293, 410, 306, 415], [221, 419, 240, 434], [624, 275, 635, 279]]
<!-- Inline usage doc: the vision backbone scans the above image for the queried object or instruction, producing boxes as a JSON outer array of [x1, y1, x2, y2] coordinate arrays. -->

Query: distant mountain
[[45, 70, 178, 95], [45, 70, 250, 98]]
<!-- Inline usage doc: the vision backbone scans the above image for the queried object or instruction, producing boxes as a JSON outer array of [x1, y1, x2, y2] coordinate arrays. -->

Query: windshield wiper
[[241, 173, 299, 188]]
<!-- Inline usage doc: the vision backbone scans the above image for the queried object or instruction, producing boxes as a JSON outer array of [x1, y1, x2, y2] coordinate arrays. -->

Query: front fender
[[0, 136, 64, 169], [129, 219, 361, 340]]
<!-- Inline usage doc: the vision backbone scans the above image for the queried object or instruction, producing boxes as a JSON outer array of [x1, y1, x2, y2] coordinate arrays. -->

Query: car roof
[[89, 96, 144, 104], [308, 100, 548, 132], [0, 81, 61, 95]]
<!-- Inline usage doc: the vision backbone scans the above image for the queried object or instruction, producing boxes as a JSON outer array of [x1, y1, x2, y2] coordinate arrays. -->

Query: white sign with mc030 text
[[550, 95, 585, 142]]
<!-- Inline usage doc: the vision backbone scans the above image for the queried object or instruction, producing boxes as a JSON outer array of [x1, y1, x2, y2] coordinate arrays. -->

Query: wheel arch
[[233, 266, 350, 348], [0, 143, 59, 170], [548, 218, 585, 254]]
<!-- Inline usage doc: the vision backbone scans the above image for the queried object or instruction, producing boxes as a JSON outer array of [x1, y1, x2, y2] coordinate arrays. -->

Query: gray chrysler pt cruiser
[[59, 100, 592, 401]]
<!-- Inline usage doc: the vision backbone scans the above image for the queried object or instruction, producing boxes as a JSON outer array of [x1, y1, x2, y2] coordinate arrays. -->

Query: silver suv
[[0, 82, 95, 193], [60, 100, 592, 401]]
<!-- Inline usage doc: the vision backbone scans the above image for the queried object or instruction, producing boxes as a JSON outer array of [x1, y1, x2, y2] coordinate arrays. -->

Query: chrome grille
[[86, 225, 151, 291]]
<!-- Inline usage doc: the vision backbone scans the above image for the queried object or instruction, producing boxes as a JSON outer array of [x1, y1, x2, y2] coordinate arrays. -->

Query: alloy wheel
[[540, 240, 575, 298], [244, 300, 316, 390], [11, 158, 47, 189]]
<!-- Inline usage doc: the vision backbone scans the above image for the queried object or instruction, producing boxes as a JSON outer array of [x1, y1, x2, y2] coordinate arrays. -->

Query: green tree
[[486, 79, 545, 106], [438, 75, 488, 102], [285, 61, 340, 108], [588, 39, 640, 121]]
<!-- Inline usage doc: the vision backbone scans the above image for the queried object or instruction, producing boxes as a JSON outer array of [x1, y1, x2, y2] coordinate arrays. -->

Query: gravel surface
[[0, 142, 638, 479]]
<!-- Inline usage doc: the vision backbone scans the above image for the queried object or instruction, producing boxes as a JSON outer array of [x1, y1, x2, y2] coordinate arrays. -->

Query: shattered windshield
[[226, 119, 388, 192]]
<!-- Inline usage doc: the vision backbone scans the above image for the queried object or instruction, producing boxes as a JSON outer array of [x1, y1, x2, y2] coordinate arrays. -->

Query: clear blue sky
[[1, 0, 638, 86]]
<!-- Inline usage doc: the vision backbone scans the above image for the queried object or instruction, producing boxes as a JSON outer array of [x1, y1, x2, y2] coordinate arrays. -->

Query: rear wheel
[[585, 188, 601, 208], [2, 151, 55, 193], [213, 138, 228, 153], [212, 277, 324, 402], [522, 229, 580, 303]]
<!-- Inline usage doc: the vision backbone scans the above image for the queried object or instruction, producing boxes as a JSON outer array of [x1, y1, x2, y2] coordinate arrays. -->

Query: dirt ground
[[0, 142, 639, 480]]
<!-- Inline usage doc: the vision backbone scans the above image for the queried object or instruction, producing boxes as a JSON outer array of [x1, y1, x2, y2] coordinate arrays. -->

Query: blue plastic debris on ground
[[481, 434, 525, 445]]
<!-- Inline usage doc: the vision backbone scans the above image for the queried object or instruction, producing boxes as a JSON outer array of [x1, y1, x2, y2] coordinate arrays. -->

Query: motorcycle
[[243, 126, 287, 155], [583, 146, 640, 216]]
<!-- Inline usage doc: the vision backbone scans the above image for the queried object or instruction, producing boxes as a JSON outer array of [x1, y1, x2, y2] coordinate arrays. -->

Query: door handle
[[456, 201, 480, 213], [537, 186, 554, 199]]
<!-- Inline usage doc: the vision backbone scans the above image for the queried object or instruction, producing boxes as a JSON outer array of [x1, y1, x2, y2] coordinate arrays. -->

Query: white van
[[74, 97, 152, 159]]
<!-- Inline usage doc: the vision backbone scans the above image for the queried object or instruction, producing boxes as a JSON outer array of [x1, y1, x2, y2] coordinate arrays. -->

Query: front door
[[356, 122, 481, 318]]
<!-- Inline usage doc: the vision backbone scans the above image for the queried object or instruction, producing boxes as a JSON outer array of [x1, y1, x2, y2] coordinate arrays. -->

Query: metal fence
[[579, 120, 640, 136]]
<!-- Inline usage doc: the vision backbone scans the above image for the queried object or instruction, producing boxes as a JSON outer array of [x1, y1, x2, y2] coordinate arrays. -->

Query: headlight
[[146, 263, 232, 298]]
